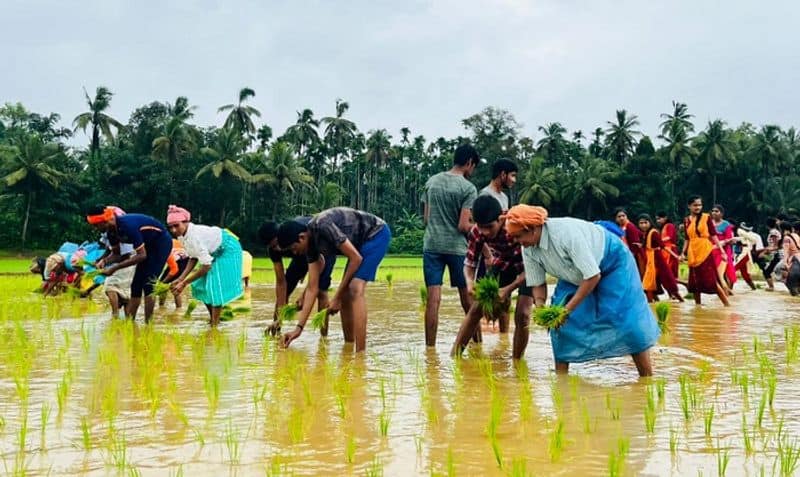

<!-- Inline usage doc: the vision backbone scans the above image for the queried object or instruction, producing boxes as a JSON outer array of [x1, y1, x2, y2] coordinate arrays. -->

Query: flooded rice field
[[2, 275, 800, 476]]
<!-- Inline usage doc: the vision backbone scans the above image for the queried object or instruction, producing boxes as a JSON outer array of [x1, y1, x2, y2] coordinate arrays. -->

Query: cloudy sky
[[3, 0, 799, 145]]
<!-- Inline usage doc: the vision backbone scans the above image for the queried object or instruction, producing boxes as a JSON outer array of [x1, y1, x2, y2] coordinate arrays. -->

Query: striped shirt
[[464, 225, 523, 274], [522, 217, 607, 287]]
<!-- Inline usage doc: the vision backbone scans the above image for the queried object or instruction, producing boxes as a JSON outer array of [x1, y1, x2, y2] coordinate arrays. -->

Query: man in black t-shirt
[[259, 219, 336, 336]]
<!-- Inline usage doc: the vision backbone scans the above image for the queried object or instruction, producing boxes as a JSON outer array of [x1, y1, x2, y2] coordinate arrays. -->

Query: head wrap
[[502, 205, 548, 235], [166, 205, 191, 225], [86, 207, 115, 225]]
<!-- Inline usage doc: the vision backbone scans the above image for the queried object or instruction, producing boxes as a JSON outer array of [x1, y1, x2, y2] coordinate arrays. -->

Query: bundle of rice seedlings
[[655, 302, 670, 332], [148, 279, 171, 298], [184, 299, 198, 318], [533, 305, 569, 330], [310, 309, 329, 330], [419, 285, 428, 306], [474, 275, 502, 316], [277, 303, 300, 323], [64, 286, 83, 300], [220, 307, 235, 322]]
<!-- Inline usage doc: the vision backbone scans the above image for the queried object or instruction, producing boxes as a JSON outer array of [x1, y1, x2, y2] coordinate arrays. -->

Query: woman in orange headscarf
[[680, 195, 730, 306]]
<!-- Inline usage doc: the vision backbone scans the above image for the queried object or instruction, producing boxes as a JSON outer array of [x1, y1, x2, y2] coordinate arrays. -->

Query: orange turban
[[86, 207, 115, 225], [503, 205, 548, 235]]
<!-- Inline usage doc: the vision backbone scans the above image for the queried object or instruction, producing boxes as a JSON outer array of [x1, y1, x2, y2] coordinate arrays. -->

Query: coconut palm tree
[[536, 122, 568, 166], [218, 87, 261, 141], [152, 96, 196, 164], [197, 128, 253, 225], [0, 135, 65, 249], [694, 119, 734, 204], [285, 109, 321, 159], [520, 157, 558, 207], [589, 127, 605, 157], [604, 110, 640, 164], [749, 125, 787, 178], [254, 141, 313, 217], [322, 99, 357, 185], [72, 86, 124, 158], [659, 101, 694, 137], [567, 156, 620, 219]]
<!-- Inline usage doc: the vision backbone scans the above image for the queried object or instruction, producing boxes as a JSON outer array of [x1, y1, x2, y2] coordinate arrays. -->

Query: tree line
[[0, 87, 797, 253]]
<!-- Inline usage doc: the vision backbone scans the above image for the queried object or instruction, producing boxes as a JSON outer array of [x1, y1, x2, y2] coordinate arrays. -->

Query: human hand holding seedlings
[[327, 295, 342, 315], [171, 280, 186, 295], [100, 266, 117, 277], [266, 319, 281, 336]]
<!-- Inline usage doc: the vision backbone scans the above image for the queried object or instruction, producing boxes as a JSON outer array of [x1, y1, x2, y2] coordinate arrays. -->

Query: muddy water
[[1, 281, 799, 476]]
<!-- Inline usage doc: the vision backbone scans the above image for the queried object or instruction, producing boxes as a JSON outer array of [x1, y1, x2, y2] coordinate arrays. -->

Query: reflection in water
[[0, 281, 800, 475]]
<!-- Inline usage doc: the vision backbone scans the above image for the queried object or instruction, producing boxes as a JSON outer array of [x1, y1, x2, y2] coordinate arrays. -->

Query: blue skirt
[[191, 230, 243, 306], [550, 229, 660, 363]]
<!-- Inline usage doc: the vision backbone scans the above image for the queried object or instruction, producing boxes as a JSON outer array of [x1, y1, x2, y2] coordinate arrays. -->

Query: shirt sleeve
[[523, 248, 547, 287], [185, 234, 213, 266], [464, 226, 483, 269], [563, 231, 602, 280], [462, 185, 477, 210], [316, 218, 348, 247]]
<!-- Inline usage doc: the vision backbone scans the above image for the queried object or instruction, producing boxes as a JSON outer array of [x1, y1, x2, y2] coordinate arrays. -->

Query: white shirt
[[522, 218, 607, 287], [179, 223, 222, 265]]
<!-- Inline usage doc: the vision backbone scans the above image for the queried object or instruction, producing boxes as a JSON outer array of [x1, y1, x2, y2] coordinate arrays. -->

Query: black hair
[[613, 207, 628, 217], [780, 221, 793, 233], [767, 217, 777, 228], [637, 213, 653, 224], [258, 221, 279, 245], [712, 204, 725, 214], [655, 211, 671, 222], [86, 205, 106, 216], [687, 195, 702, 206], [491, 158, 518, 179], [453, 144, 480, 166], [472, 195, 503, 225], [777, 212, 790, 221], [276, 220, 308, 249]]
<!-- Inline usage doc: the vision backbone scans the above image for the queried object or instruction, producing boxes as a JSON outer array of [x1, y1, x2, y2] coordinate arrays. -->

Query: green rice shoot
[[419, 285, 428, 306], [149, 279, 171, 298], [533, 305, 569, 330], [655, 302, 670, 332], [474, 275, 501, 316], [278, 303, 300, 323], [310, 309, 329, 331], [184, 299, 198, 318]]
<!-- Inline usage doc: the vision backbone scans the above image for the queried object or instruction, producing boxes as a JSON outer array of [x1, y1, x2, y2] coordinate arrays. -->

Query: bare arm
[[104, 246, 146, 274], [281, 259, 324, 347], [564, 274, 601, 313], [273, 260, 288, 311], [423, 203, 430, 226], [331, 239, 363, 306], [457, 208, 472, 234], [533, 284, 548, 307]]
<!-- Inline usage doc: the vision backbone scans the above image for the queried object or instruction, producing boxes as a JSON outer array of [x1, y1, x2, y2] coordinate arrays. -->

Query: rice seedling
[[778, 437, 800, 476], [679, 374, 692, 420], [644, 386, 657, 434], [345, 434, 356, 464], [17, 411, 28, 455], [655, 377, 667, 403], [716, 439, 730, 477], [548, 419, 565, 462], [509, 458, 530, 477], [379, 411, 390, 437], [533, 304, 569, 330], [474, 275, 502, 316], [40, 402, 51, 450], [742, 415, 754, 456], [767, 374, 777, 408], [785, 325, 800, 363], [183, 299, 198, 318], [223, 416, 241, 465], [204, 369, 221, 412], [148, 278, 171, 299], [655, 302, 670, 333], [606, 393, 621, 421], [446, 448, 455, 477], [756, 391, 767, 428], [366, 456, 384, 477], [310, 308, 329, 331], [580, 399, 594, 434], [703, 404, 715, 437], [669, 426, 678, 456], [385, 272, 393, 289], [487, 389, 503, 468], [277, 303, 300, 323], [419, 285, 428, 309], [608, 436, 629, 477], [80, 415, 92, 450]]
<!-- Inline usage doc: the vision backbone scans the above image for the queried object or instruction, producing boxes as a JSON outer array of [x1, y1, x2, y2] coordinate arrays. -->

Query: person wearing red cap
[[165, 205, 243, 327], [86, 206, 173, 323]]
